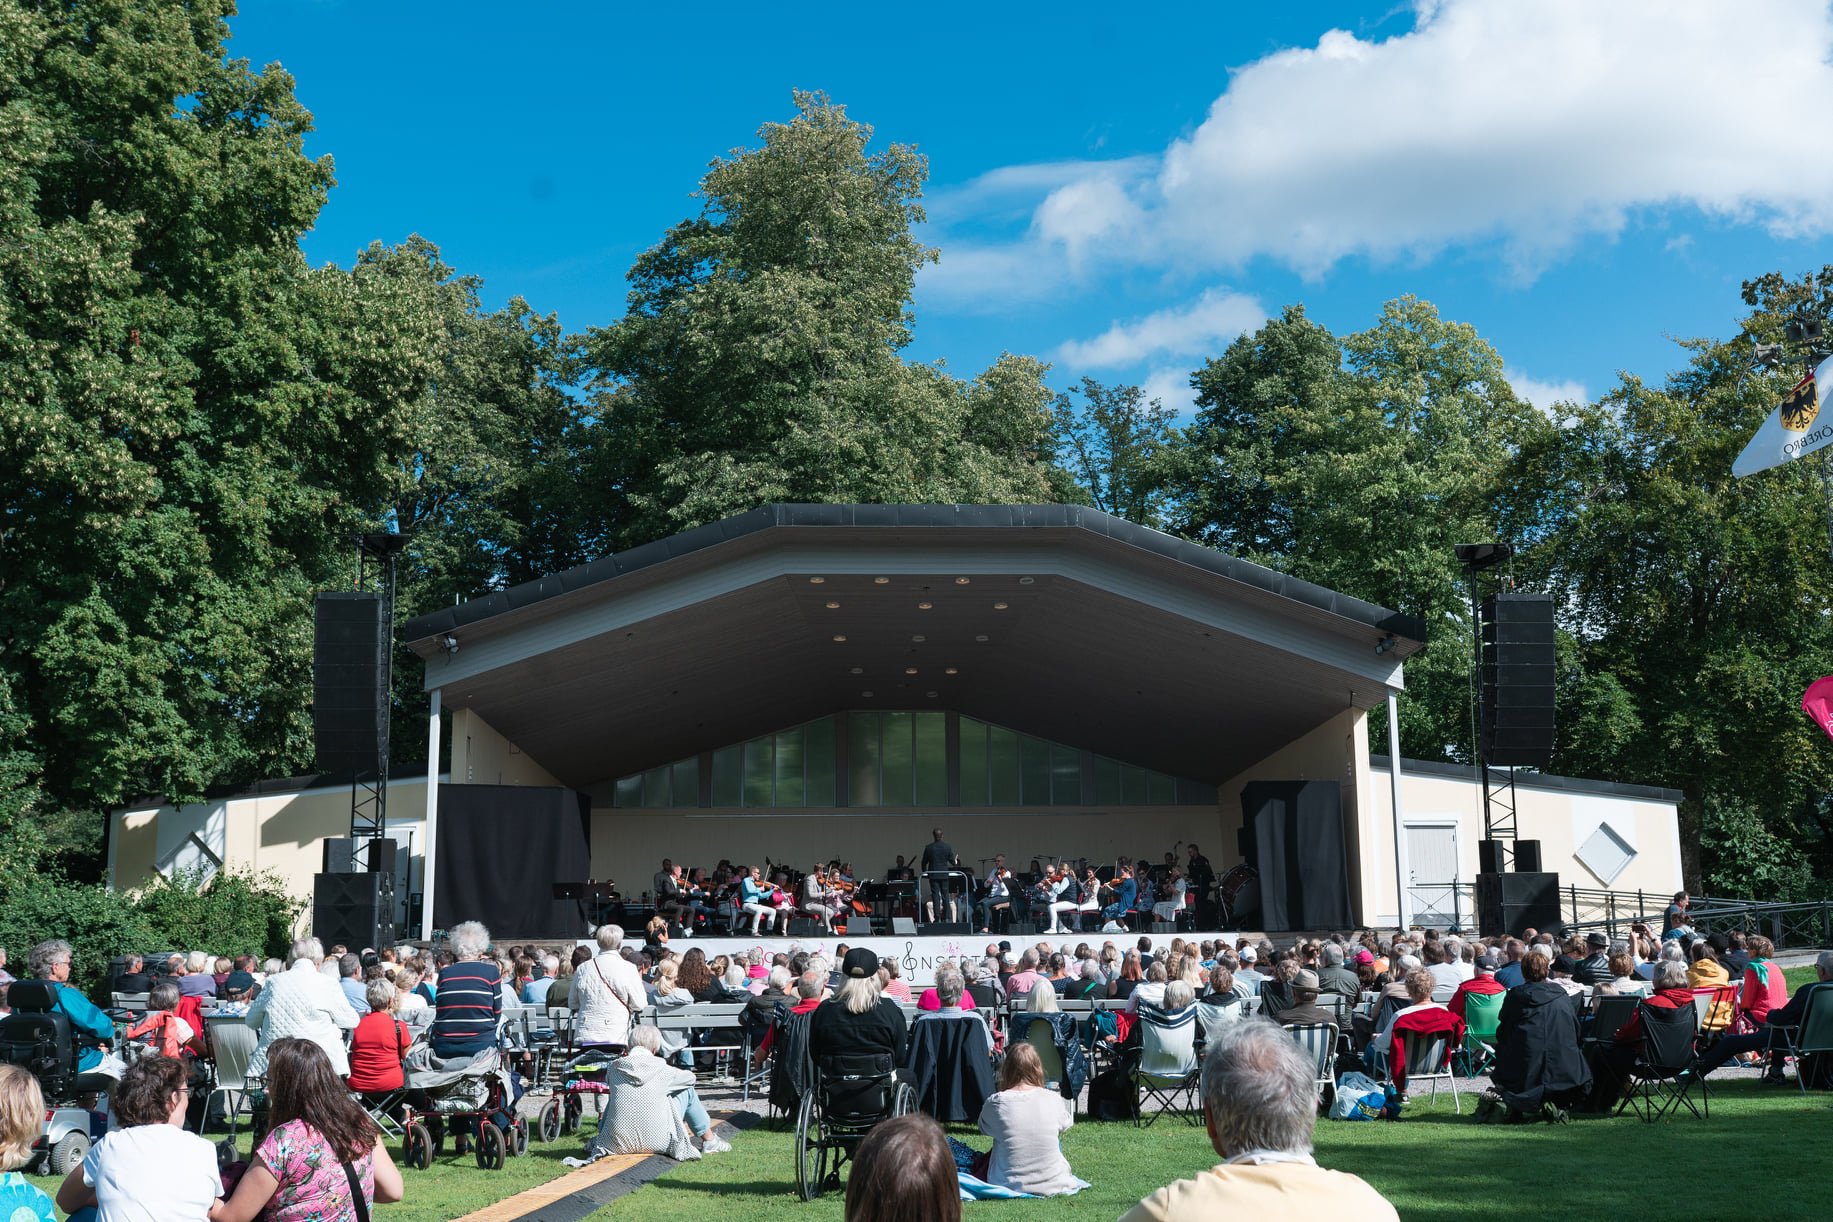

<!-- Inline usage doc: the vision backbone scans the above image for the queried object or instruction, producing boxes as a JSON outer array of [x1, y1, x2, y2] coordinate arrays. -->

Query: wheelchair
[[397, 1051, 529, 1172], [0, 981, 119, 1175], [793, 1052, 916, 1201]]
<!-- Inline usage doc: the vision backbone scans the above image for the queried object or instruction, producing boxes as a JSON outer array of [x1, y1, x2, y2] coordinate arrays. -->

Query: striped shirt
[[430, 961, 502, 1056]]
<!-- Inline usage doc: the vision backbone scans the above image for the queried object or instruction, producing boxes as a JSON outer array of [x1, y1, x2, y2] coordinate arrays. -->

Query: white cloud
[[1506, 368, 1589, 412], [1140, 366, 1201, 418], [940, 0, 1833, 288], [1055, 288, 1266, 368]]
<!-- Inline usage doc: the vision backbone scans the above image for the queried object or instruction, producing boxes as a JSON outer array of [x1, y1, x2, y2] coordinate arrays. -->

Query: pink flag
[[1802, 675, 1833, 743]]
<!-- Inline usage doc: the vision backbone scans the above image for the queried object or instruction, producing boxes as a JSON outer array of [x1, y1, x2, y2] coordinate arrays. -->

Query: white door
[[1405, 824, 1460, 927]]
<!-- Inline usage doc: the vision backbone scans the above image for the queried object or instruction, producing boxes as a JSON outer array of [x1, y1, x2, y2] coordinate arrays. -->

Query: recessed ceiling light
[[1018, 577, 1035, 585], [993, 602, 1009, 610], [825, 601, 840, 609], [911, 634, 926, 643], [874, 577, 890, 584], [975, 635, 989, 642], [904, 667, 919, 675], [861, 690, 874, 698], [944, 667, 959, 675], [926, 691, 939, 698], [809, 576, 826, 584], [917, 601, 933, 610], [850, 667, 864, 675], [832, 634, 847, 642], [955, 577, 971, 585]]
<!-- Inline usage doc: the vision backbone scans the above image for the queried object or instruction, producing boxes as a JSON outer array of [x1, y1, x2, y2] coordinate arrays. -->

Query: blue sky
[[227, 1, 1833, 416]]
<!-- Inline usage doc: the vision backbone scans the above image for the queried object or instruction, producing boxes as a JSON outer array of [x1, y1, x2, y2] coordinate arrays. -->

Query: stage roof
[[402, 505, 1427, 789]]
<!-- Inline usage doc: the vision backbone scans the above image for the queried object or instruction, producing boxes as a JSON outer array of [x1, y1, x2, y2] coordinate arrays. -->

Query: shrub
[[0, 879, 156, 993], [132, 867, 304, 963]]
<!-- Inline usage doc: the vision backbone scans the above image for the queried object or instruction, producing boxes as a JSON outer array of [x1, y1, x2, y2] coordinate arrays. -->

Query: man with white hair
[[1121, 1019, 1398, 1219], [575, 924, 647, 1052], [245, 935, 360, 1075]]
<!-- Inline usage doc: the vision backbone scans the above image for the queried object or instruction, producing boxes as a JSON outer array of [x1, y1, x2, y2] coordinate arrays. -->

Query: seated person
[[1583, 959, 1695, 1112], [56, 1056, 220, 1220], [1596, 947, 1649, 996], [1481, 949, 1590, 1123], [589, 1025, 729, 1160], [110, 954, 155, 996], [1570, 933, 1613, 986], [0, 1065, 55, 1221], [1687, 941, 1730, 989], [917, 963, 980, 1013], [1120, 1020, 1397, 1220], [1124, 962, 1169, 1014], [845, 1113, 960, 1222], [1739, 935, 1790, 1026], [26, 940, 114, 1072], [968, 1043, 1086, 1196], [1448, 954, 1506, 1018], [1695, 949, 1833, 1086], [123, 982, 200, 1059], [912, 967, 991, 1049], [348, 979, 412, 1098], [1270, 971, 1335, 1027], [808, 949, 907, 1074], [1365, 969, 1440, 1068]]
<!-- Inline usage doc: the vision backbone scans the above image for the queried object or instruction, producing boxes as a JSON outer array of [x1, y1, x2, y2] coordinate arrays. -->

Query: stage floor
[[568, 928, 1266, 974]]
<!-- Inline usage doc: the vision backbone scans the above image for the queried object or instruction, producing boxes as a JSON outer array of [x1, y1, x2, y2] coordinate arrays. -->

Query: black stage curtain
[[1243, 780, 1352, 930], [434, 784, 589, 938]]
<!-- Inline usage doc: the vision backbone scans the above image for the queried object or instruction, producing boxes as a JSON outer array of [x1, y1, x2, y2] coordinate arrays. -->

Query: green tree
[[1171, 299, 1550, 760], [1050, 377, 1179, 526], [578, 92, 1055, 548]]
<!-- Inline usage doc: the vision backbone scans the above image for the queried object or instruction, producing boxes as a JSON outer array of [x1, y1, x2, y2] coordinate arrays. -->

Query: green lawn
[[600, 1079, 1833, 1221]]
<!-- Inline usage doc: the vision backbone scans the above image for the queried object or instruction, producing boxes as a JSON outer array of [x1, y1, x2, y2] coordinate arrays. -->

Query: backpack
[[1087, 1066, 1138, 1122]]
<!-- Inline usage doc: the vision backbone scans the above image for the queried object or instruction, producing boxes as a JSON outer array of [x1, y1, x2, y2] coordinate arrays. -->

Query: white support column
[[1387, 690, 1410, 930], [422, 688, 442, 942]]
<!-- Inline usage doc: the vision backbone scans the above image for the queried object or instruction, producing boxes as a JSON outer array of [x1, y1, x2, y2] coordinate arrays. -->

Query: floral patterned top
[[256, 1119, 375, 1222], [0, 1172, 53, 1222]]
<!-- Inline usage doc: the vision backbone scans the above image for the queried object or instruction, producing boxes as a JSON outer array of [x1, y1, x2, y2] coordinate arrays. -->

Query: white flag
[[1734, 354, 1833, 478]]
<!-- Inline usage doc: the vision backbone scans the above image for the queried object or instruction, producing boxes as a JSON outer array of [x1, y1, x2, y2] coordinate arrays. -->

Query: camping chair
[[1282, 1022, 1338, 1104], [1390, 1007, 1465, 1113], [1692, 985, 1738, 1042], [1583, 994, 1641, 1053], [1456, 991, 1505, 1076], [201, 1017, 260, 1161], [1015, 1016, 1068, 1096], [1766, 983, 1833, 1092], [1617, 1001, 1706, 1122], [903, 1015, 995, 1123], [1131, 1002, 1199, 1127]]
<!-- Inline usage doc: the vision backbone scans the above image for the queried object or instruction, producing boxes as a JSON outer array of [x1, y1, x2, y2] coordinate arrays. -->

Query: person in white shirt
[[574, 924, 648, 1051], [1423, 942, 1464, 994], [1125, 962, 1170, 1014], [56, 1055, 220, 1222], [974, 1042, 1086, 1196], [245, 937, 360, 1076]]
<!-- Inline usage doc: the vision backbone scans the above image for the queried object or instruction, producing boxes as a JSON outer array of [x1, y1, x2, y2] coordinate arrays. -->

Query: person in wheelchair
[[23, 942, 113, 1074], [808, 949, 907, 1079]]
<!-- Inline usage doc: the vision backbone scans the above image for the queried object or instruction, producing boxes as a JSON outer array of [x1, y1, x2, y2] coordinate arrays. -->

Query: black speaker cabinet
[[312, 872, 396, 950], [1481, 593, 1555, 767], [1478, 839, 1505, 874], [313, 592, 388, 776], [1513, 839, 1543, 872], [1476, 871, 1561, 937]]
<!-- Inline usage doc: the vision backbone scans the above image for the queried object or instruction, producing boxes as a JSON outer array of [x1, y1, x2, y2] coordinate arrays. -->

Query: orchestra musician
[[975, 854, 1013, 933], [886, 855, 915, 883], [1045, 863, 1081, 934], [739, 864, 788, 935], [801, 863, 839, 934], [1077, 866, 1103, 928]]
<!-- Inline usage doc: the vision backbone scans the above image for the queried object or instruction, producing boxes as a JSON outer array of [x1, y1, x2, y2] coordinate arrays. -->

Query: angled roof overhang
[[402, 505, 1426, 790]]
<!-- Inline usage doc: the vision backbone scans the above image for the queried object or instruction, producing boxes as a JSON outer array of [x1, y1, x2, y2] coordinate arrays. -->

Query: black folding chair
[[1617, 1001, 1707, 1122]]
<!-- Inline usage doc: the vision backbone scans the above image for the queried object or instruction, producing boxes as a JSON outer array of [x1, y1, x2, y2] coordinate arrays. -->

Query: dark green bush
[[132, 867, 304, 964], [0, 879, 156, 993]]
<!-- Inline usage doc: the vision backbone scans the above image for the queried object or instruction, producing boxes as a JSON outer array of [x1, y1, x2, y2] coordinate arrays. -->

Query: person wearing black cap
[[1570, 933, 1613, 986], [808, 947, 908, 1069]]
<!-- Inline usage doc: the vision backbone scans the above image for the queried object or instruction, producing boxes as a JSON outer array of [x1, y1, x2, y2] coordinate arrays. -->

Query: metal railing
[[1416, 881, 1833, 949]]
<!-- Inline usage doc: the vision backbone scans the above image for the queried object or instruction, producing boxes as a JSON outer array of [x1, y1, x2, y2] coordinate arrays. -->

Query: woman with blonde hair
[[0, 1065, 54, 1219], [970, 1042, 1086, 1196]]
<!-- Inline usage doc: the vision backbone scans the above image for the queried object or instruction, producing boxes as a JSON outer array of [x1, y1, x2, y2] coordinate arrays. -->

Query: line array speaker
[[313, 592, 388, 776], [1481, 593, 1555, 768]]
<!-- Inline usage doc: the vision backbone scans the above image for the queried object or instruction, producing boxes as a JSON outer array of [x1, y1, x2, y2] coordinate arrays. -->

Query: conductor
[[920, 827, 959, 923]]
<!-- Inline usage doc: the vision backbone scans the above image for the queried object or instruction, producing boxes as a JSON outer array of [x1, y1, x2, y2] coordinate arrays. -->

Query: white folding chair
[[1283, 1022, 1339, 1102]]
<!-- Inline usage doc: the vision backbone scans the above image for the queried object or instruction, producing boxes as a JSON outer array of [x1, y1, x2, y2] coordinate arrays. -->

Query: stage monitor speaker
[[1481, 593, 1555, 768], [313, 593, 388, 776], [312, 872, 396, 950], [892, 917, 917, 935], [1514, 839, 1543, 872], [1476, 871, 1560, 937], [1478, 839, 1505, 874], [1242, 780, 1352, 930]]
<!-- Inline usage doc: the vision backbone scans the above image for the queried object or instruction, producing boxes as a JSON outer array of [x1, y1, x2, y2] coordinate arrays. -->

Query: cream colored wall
[[1215, 707, 1369, 919], [588, 807, 1221, 891], [110, 779, 430, 916], [1363, 763, 1684, 927], [448, 709, 562, 788]]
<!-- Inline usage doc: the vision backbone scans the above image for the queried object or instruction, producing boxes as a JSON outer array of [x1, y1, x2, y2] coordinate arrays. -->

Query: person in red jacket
[[347, 979, 412, 1097], [1584, 960, 1693, 1112], [1448, 954, 1506, 1019]]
